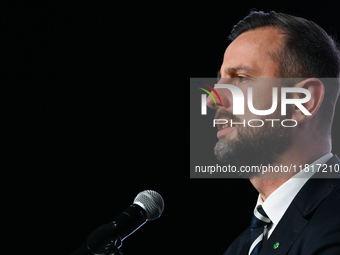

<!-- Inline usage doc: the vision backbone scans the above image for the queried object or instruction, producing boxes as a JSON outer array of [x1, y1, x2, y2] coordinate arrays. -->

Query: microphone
[[71, 190, 164, 255]]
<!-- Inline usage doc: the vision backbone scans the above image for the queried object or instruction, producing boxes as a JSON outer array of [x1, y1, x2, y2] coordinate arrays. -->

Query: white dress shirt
[[254, 153, 333, 241]]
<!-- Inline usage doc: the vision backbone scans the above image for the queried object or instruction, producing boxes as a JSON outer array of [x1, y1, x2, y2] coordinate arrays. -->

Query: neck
[[250, 178, 291, 201], [250, 137, 331, 202]]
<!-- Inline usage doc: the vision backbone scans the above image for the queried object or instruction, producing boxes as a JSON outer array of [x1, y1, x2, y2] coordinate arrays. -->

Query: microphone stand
[[72, 203, 151, 255], [71, 223, 124, 255], [70, 242, 123, 255], [102, 243, 124, 255]]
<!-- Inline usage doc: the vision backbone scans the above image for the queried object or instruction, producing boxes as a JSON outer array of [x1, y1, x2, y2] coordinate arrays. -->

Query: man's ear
[[291, 78, 324, 123]]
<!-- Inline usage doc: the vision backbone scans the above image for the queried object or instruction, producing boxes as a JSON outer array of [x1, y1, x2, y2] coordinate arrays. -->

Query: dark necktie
[[249, 205, 271, 255]]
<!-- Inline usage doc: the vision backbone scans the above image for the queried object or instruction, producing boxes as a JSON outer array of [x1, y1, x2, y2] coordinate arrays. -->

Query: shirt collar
[[255, 153, 333, 226]]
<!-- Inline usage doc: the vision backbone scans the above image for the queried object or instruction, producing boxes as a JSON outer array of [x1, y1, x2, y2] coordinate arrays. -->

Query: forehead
[[222, 27, 284, 77]]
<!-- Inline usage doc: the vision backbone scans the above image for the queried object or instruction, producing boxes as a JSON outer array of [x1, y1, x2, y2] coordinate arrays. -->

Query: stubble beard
[[214, 111, 292, 178]]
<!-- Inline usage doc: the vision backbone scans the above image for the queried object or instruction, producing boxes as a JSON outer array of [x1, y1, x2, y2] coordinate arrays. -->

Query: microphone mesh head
[[133, 190, 164, 221]]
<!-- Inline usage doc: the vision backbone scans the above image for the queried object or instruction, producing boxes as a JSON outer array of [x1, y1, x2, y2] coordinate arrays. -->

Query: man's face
[[208, 27, 293, 177]]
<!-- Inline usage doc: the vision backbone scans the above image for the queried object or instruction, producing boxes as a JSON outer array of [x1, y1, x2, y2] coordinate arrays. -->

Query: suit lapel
[[260, 202, 308, 254], [259, 155, 340, 255]]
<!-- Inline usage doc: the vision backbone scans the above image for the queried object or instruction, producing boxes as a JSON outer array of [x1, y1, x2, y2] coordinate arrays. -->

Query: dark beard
[[214, 112, 292, 178]]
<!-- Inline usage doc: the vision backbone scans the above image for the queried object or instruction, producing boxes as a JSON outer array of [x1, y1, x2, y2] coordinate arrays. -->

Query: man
[[206, 11, 340, 254]]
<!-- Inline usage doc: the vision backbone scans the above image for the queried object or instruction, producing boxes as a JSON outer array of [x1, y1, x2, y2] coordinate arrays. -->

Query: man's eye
[[238, 76, 248, 83]]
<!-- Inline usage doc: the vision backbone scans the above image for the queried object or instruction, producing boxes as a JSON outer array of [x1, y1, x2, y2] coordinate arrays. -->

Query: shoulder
[[289, 184, 340, 254]]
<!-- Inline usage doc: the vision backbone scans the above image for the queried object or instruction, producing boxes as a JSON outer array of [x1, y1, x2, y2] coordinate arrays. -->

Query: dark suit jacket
[[224, 155, 340, 255]]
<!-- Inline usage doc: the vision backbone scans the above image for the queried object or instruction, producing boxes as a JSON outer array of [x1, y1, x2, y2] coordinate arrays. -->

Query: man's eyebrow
[[228, 65, 256, 74], [218, 65, 256, 77]]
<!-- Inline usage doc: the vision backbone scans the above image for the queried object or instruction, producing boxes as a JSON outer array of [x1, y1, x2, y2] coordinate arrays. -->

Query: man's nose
[[206, 78, 233, 111], [206, 89, 222, 110]]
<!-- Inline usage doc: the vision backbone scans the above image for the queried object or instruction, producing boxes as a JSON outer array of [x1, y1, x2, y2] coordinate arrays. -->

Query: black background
[[3, 1, 340, 254]]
